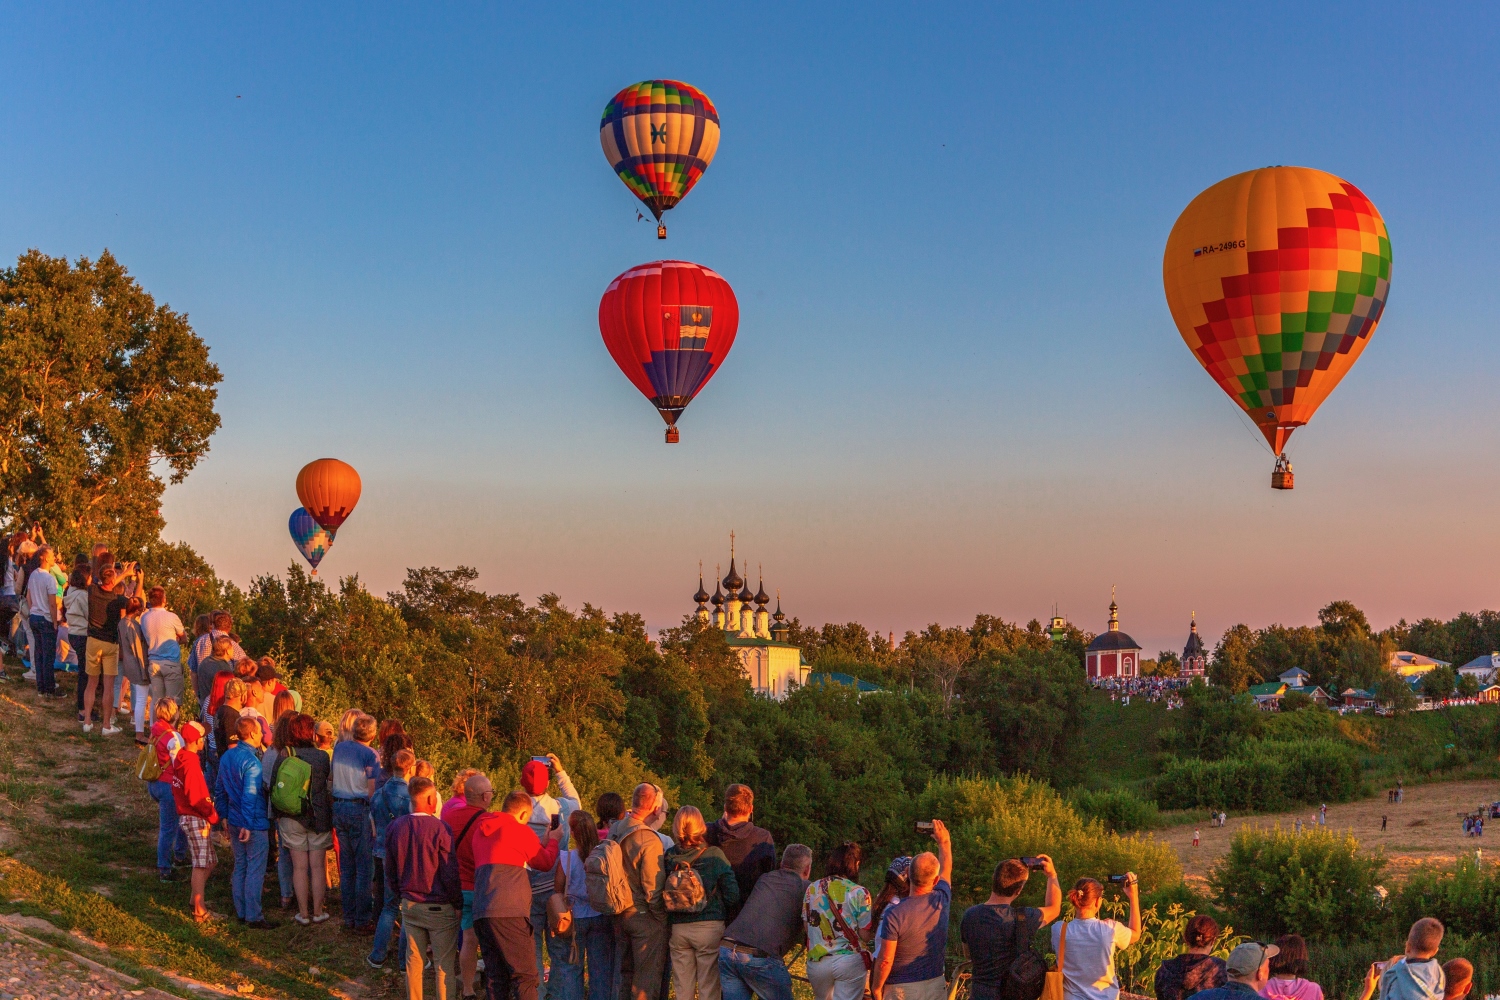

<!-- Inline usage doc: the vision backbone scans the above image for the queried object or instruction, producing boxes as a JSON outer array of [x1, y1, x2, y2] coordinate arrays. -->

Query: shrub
[[1070, 787, 1161, 833], [1208, 825, 1386, 940], [1390, 855, 1500, 938], [1154, 738, 1360, 811], [910, 775, 1181, 904]]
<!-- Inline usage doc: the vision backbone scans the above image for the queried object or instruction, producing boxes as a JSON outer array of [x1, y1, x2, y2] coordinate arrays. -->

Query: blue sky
[[2, 3, 1498, 655]]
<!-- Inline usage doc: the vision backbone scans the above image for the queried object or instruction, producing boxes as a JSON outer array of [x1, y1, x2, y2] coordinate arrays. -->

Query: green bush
[[1208, 825, 1386, 940], [910, 775, 1181, 904], [1154, 738, 1360, 811], [1070, 787, 1161, 833], [1390, 855, 1500, 938]]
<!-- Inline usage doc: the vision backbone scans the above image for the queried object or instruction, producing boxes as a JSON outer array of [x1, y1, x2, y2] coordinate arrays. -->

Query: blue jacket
[[370, 775, 413, 859], [215, 742, 270, 831]]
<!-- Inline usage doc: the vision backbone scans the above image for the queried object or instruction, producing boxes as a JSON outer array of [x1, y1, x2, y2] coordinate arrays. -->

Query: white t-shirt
[[139, 608, 185, 662], [25, 569, 58, 619], [1053, 917, 1132, 1000]]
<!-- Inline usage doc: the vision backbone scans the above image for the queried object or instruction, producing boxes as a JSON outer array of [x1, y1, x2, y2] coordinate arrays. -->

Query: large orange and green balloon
[[1164, 166, 1392, 456], [296, 458, 362, 530], [600, 80, 719, 230]]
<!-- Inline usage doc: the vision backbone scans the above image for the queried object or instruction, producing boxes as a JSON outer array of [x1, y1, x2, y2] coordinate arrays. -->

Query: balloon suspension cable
[[1232, 408, 1277, 459]]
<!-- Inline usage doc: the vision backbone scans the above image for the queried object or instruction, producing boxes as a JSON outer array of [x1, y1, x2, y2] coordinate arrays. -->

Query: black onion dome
[[772, 597, 785, 623], [711, 583, 723, 607], [1086, 630, 1141, 652], [723, 558, 743, 592], [739, 580, 753, 603], [754, 582, 769, 606], [694, 578, 710, 604]]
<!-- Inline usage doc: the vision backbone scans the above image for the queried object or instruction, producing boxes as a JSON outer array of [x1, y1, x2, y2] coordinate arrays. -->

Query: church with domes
[[1181, 613, 1208, 677], [1085, 591, 1142, 680], [692, 537, 809, 700]]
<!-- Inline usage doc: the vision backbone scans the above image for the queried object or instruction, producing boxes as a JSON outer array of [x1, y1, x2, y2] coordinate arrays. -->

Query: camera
[[915, 820, 934, 833], [530, 755, 553, 771], [1020, 857, 1046, 870], [1108, 874, 1135, 885]]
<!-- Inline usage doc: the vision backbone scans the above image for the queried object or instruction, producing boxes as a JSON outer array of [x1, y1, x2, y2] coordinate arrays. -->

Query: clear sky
[[2, 3, 1498, 656]]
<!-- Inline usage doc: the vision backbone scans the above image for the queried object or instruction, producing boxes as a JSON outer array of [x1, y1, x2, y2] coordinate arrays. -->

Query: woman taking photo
[[553, 810, 615, 1000], [665, 805, 739, 1000], [804, 841, 874, 1000], [1052, 875, 1141, 1000], [271, 712, 334, 925]]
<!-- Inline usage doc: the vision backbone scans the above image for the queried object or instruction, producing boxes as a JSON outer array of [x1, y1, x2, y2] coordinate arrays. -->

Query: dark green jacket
[[664, 843, 740, 924]]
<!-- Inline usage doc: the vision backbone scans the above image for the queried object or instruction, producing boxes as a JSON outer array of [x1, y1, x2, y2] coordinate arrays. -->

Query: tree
[[1210, 624, 1258, 692], [1375, 671, 1417, 715], [0, 250, 221, 554], [1457, 673, 1481, 699], [900, 624, 973, 712], [1420, 665, 1456, 702], [1146, 651, 1181, 677]]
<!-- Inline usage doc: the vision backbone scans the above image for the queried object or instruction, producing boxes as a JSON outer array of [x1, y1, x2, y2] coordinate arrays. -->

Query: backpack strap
[[453, 809, 485, 851]]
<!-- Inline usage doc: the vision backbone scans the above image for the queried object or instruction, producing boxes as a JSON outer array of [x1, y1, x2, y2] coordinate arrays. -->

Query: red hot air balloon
[[598, 260, 739, 442]]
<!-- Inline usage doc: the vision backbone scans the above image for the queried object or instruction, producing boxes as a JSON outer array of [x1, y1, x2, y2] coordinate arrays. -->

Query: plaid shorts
[[178, 815, 213, 868]]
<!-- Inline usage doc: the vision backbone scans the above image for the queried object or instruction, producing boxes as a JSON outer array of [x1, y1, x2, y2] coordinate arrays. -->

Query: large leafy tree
[[0, 250, 221, 554]]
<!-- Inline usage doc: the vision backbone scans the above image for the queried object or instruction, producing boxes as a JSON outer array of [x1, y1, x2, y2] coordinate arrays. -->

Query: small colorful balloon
[[600, 80, 720, 238], [289, 507, 336, 575]]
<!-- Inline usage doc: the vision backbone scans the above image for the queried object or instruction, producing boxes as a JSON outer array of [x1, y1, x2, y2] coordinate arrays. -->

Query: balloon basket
[[657, 223, 667, 240], [1271, 470, 1294, 490], [665, 426, 680, 444]]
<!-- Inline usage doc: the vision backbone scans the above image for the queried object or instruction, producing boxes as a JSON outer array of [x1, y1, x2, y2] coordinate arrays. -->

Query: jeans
[[132, 681, 151, 734], [332, 798, 374, 926], [278, 839, 294, 901], [551, 914, 615, 1000], [147, 779, 189, 871], [532, 891, 555, 1000], [368, 858, 407, 969], [717, 948, 793, 1000], [230, 828, 270, 921], [29, 616, 57, 694], [73, 634, 88, 710]]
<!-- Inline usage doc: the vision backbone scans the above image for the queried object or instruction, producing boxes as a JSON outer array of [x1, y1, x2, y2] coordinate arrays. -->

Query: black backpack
[[1001, 907, 1047, 1000]]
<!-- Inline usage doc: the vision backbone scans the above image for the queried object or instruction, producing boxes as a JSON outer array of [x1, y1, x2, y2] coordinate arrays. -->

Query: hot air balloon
[[288, 507, 336, 576], [599, 260, 739, 442], [1164, 167, 1392, 489], [600, 80, 720, 239], [295, 458, 362, 529]]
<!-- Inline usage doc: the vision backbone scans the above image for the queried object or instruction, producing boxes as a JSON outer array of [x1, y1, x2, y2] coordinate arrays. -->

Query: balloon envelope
[[289, 507, 335, 572], [1163, 166, 1392, 455], [600, 80, 720, 222], [296, 458, 362, 530], [599, 260, 739, 435]]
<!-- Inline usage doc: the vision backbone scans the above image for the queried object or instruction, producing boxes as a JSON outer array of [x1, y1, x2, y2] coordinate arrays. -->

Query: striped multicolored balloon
[[289, 507, 336, 575], [600, 80, 720, 225]]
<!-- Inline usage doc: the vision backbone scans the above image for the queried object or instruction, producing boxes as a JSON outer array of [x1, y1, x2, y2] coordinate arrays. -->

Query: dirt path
[[1161, 778, 1500, 881]]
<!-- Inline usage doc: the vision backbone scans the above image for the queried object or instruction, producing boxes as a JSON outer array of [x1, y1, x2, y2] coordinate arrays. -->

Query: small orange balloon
[[296, 458, 362, 530]]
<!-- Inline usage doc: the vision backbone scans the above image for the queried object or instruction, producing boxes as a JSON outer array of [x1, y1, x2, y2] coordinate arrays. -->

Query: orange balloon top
[[1163, 166, 1392, 455], [295, 458, 362, 530]]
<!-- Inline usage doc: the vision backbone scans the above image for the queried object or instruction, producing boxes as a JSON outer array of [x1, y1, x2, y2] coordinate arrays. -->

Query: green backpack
[[270, 753, 312, 818]]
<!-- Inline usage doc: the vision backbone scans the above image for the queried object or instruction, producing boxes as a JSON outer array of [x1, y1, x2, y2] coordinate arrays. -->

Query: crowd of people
[[0, 533, 1483, 1000], [1088, 676, 1192, 707]]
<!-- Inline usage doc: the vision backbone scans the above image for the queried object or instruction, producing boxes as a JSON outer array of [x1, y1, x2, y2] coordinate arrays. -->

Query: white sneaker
[[22, 670, 34, 680], [101, 726, 121, 736], [82, 723, 93, 733]]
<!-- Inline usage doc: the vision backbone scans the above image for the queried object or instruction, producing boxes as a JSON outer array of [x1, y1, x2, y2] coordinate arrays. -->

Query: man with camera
[[961, 854, 1061, 1000], [871, 819, 953, 1000]]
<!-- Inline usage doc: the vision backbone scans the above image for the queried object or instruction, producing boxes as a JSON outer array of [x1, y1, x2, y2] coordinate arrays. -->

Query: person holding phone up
[[960, 855, 1061, 1000], [871, 819, 953, 1000], [1052, 875, 1141, 1000]]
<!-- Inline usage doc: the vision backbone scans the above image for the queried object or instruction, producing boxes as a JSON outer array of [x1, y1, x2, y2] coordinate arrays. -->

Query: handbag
[[1040, 921, 1067, 1000], [547, 891, 574, 937]]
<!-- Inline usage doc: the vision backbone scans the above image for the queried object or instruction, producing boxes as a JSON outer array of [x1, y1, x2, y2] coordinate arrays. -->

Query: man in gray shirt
[[718, 844, 812, 1000]]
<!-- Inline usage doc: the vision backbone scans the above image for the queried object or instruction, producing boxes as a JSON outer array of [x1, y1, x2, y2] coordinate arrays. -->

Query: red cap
[[521, 760, 549, 796], [181, 721, 206, 743]]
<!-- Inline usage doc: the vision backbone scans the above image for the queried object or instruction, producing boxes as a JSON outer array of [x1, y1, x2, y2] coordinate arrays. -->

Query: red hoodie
[[170, 748, 219, 824]]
